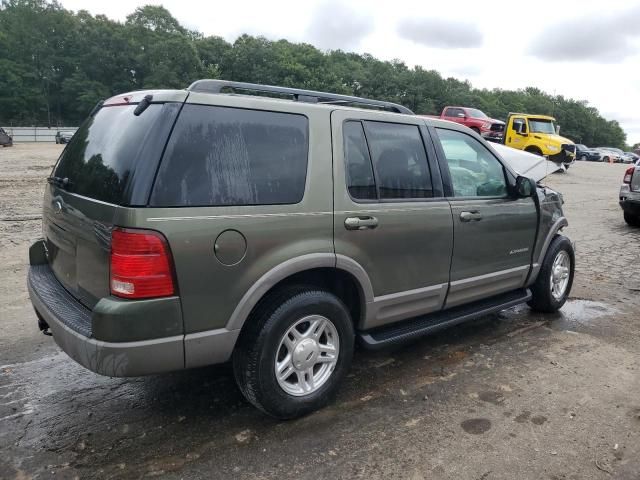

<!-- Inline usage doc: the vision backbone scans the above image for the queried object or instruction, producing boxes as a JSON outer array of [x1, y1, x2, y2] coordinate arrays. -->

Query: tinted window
[[445, 108, 464, 117], [151, 105, 309, 207], [363, 121, 433, 199], [53, 104, 180, 205], [436, 128, 507, 197], [343, 121, 376, 200]]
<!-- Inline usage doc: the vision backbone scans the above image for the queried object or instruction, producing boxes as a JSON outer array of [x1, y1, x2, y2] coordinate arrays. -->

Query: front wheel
[[528, 235, 574, 313], [233, 288, 355, 419]]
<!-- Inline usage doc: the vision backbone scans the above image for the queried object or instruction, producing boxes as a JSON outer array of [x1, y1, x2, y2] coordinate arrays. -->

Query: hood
[[489, 143, 562, 182], [487, 118, 505, 125], [531, 133, 573, 145]]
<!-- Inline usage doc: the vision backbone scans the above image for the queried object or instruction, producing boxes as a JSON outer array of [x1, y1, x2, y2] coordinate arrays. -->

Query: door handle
[[460, 211, 483, 222], [344, 216, 378, 230]]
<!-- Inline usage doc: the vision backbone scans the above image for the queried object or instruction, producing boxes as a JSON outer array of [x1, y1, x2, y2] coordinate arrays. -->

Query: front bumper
[[548, 149, 575, 166], [481, 131, 503, 143]]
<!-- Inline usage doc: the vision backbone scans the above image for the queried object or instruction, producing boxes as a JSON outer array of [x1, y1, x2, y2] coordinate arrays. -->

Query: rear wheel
[[528, 235, 574, 313], [233, 287, 354, 419], [624, 211, 640, 227]]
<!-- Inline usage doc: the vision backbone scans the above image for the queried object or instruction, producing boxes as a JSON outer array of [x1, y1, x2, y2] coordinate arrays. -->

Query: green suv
[[28, 81, 574, 419]]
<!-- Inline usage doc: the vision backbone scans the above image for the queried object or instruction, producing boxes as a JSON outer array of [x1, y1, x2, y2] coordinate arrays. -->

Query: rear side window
[[52, 104, 180, 206], [150, 105, 309, 207], [344, 121, 377, 200], [362, 121, 433, 199]]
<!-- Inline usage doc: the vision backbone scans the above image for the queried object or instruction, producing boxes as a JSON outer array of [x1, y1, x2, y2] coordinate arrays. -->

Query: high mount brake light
[[110, 228, 176, 299]]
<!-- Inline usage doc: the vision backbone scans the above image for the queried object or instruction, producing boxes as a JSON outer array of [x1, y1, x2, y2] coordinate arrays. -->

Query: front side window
[[150, 105, 309, 207], [436, 128, 507, 198], [466, 108, 488, 119], [363, 121, 433, 199], [512, 118, 527, 134]]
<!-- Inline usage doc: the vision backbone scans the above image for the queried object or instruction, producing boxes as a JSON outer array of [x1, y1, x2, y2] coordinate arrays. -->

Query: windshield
[[529, 119, 556, 134], [466, 108, 488, 119]]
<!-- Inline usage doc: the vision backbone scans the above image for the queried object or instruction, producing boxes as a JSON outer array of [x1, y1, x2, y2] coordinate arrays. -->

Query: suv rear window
[[150, 105, 309, 207], [52, 103, 181, 206]]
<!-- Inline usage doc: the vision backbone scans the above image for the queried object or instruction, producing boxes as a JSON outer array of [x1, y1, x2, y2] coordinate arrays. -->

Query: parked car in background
[[428, 106, 505, 143], [622, 152, 639, 164], [0, 127, 13, 147], [502, 113, 575, 169], [575, 144, 601, 161], [55, 131, 74, 144], [620, 162, 640, 226], [27, 80, 574, 419], [596, 148, 623, 163]]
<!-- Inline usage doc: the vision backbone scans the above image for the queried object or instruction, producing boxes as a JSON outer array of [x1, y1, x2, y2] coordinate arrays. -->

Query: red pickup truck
[[427, 106, 505, 142]]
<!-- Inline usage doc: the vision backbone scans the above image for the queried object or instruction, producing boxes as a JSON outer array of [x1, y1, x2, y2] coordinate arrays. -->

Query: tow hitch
[[36, 311, 52, 336]]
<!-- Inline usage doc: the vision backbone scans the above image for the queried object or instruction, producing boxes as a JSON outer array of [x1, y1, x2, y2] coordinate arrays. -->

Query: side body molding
[[526, 216, 568, 285]]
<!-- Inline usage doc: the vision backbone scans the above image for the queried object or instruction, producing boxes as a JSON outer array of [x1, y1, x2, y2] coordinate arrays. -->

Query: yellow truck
[[503, 113, 575, 169]]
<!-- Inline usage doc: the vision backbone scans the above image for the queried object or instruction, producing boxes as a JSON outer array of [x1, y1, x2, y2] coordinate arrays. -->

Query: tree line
[[0, 0, 629, 148]]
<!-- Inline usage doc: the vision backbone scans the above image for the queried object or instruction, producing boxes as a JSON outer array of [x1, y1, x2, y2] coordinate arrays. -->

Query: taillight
[[623, 167, 635, 184], [110, 228, 176, 299]]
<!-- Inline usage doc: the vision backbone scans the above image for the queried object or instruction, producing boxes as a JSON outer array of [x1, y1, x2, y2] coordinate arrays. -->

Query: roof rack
[[187, 80, 414, 115]]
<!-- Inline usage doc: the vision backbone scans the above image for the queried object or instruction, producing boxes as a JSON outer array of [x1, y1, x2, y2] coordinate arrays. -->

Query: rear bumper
[[28, 264, 185, 377], [27, 240, 238, 376], [619, 187, 640, 214]]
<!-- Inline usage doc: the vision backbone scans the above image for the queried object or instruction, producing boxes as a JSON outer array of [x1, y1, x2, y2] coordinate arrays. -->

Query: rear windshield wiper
[[134, 94, 153, 116], [47, 176, 72, 190]]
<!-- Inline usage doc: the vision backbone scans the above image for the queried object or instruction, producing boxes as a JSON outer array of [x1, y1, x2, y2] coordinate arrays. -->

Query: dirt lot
[[1, 144, 639, 480]]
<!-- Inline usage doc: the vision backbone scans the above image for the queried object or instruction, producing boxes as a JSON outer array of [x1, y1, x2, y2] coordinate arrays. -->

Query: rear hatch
[[43, 91, 186, 308]]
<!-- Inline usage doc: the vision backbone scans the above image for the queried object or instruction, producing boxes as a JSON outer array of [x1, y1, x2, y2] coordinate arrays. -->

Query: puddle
[[558, 299, 617, 325]]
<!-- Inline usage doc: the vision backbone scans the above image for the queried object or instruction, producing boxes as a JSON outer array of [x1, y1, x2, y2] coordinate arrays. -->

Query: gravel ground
[[1, 144, 639, 480]]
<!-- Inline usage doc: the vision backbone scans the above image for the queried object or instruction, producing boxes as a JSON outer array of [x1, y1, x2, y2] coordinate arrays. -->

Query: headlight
[[483, 123, 491, 129], [546, 145, 560, 151]]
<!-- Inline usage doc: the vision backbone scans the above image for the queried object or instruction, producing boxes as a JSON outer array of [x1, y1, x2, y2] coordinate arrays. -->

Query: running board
[[358, 288, 531, 349]]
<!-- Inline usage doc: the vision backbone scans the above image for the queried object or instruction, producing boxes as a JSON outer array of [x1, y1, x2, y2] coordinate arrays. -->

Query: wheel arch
[[526, 216, 569, 286], [226, 253, 374, 332], [525, 145, 544, 156]]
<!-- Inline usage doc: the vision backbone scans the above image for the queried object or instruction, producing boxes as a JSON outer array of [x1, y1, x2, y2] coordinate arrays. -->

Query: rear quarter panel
[[121, 96, 334, 334]]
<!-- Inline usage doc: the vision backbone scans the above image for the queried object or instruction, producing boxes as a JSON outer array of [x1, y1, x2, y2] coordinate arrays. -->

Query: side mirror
[[457, 112, 466, 118], [555, 125, 561, 135], [515, 175, 535, 197]]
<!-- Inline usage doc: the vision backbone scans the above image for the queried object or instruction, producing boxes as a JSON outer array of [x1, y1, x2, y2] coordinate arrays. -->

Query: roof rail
[[187, 79, 414, 115]]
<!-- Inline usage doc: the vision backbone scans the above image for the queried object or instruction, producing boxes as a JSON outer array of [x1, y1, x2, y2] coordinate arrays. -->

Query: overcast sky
[[60, 0, 640, 145]]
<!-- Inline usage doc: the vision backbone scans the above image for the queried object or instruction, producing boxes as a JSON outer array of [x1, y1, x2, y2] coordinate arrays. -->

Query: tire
[[528, 235, 574, 313], [624, 211, 640, 227], [233, 287, 355, 419], [603, 156, 609, 163], [580, 155, 587, 161]]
